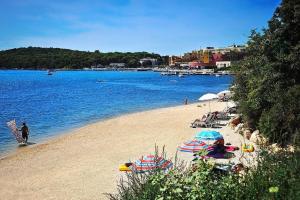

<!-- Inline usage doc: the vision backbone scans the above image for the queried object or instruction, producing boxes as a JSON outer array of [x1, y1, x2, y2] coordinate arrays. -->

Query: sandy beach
[[0, 101, 245, 200]]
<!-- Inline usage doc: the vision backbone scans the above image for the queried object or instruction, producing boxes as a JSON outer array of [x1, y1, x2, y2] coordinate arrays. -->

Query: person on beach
[[219, 93, 226, 102], [19, 122, 29, 143], [184, 98, 188, 105], [211, 139, 226, 154]]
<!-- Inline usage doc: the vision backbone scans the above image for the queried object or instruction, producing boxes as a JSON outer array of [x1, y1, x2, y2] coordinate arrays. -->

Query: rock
[[243, 129, 252, 140], [249, 130, 260, 143], [253, 130, 259, 135], [270, 143, 282, 153], [234, 123, 244, 134], [269, 144, 295, 153], [260, 136, 268, 145], [250, 130, 268, 145], [287, 145, 295, 153], [231, 116, 241, 126], [228, 115, 241, 129]]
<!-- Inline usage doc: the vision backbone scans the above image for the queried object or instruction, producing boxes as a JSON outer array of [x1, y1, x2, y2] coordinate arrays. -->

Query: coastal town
[[0, 0, 299, 200], [89, 44, 246, 76]]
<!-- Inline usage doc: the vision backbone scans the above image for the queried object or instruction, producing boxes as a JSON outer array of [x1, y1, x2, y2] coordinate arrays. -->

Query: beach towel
[[196, 152, 235, 159], [195, 145, 238, 160], [224, 146, 239, 152], [7, 120, 25, 143], [207, 145, 238, 152]]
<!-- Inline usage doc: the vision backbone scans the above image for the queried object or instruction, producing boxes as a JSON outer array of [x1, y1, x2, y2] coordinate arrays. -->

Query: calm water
[[0, 70, 233, 155]]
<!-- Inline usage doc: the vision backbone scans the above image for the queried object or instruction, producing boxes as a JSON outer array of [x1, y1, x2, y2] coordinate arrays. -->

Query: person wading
[[19, 122, 29, 143]]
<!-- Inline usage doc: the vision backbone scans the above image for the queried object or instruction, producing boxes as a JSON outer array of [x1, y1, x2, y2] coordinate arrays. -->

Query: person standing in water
[[19, 122, 29, 143], [184, 98, 188, 105]]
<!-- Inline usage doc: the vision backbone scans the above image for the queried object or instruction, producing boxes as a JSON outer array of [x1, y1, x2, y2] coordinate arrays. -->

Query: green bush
[[107, 150, 300, 200], [237, 150, 300, 200]]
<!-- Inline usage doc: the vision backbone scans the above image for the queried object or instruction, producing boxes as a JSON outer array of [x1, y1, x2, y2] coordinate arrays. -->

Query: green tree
[[0, 47, 162, 69], [233, 0, 300, 145]]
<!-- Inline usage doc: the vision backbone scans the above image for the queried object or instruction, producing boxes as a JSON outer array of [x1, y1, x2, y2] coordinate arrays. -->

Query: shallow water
[[0, 70, 232, 155]]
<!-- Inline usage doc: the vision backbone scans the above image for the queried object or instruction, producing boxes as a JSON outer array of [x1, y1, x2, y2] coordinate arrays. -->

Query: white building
[[139, 58, 158, 66], [179, 63, 189, 68], [216, 61, 231, 69]]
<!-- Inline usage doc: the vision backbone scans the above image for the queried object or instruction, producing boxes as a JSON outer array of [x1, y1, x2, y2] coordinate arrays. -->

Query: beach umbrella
[[198, 93, 219, 101], [178, 139, 208, 153], [131, 155, 173, 173], [198, 93, 218, 112], [217, 90, 231, 97], [195, 130, 223, 141]]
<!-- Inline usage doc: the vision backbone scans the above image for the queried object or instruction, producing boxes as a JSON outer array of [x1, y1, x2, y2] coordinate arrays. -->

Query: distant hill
[[0, 47, 163, 69]]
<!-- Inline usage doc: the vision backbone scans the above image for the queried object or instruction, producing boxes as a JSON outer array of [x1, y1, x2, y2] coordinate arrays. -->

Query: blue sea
[[0, 70, 233, 155]]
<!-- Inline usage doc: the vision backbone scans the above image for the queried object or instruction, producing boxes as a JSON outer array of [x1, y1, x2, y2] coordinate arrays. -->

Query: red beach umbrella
[[131, 155, 173, 173], [178, 139, 208, 153]]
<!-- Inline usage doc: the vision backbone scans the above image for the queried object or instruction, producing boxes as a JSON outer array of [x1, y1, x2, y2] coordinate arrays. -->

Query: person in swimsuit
[[20, 122, 29, 143]]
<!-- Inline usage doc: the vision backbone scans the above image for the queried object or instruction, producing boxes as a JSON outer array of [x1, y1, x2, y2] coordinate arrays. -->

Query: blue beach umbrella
[[195, 130, 223, 141]]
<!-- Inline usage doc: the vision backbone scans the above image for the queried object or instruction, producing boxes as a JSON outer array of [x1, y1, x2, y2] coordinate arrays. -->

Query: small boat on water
[[161, 71, 177, 76], [178, 73, 184, 78], [47, 69, 55, 75], [215, 74, 221, 77]]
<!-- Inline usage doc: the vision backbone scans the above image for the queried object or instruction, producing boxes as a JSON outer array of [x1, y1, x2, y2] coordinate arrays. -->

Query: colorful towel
[[207, 145, 238, 152], [198, 152, 235, 159], [195, 145, 238, 159]]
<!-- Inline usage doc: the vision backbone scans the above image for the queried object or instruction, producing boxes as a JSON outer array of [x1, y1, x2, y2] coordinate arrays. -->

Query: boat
[[161, 71, 177, 76], [136, 68, 151, 71], [47, 70, 53, 75], [178, 73, 184, 78], [215, 74, 221, 77]]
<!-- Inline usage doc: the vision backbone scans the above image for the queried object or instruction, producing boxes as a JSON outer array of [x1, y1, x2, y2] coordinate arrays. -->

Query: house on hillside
[[216, 61, 231, 69], [139, 58, 158, 66]]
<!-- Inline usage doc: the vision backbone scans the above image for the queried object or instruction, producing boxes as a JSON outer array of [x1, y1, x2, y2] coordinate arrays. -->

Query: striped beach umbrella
[[178, 139, 208, 153], [195, 130, 223, 141], [131, 155, 173, 173]]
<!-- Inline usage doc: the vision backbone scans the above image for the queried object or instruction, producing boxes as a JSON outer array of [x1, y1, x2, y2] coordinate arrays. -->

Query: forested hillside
[[0, 47, 163, 69]]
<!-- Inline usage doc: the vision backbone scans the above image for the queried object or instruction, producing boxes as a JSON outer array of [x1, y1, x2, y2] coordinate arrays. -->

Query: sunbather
[[191, 113, 217, 128], [219, 94, 227, 102], [210, 139, 226, 154], [210, 111, 228, 120]]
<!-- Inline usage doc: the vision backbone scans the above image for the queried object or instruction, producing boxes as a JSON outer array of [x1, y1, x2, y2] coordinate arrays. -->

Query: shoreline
[[0, 101, 243, 200], [0, 69, 235, 75], [0, 101, 194, 159]]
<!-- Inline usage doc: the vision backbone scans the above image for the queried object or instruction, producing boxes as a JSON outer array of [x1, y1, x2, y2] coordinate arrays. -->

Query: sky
[[0, 0, 281, 55]]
